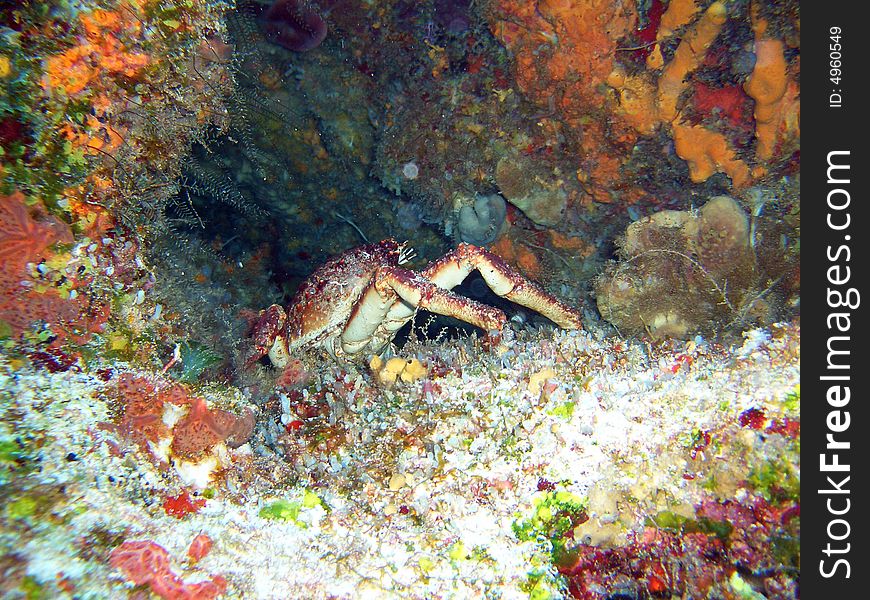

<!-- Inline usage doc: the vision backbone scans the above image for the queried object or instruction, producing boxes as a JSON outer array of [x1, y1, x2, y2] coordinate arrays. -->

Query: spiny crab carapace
[[247, 239, 582, 367]]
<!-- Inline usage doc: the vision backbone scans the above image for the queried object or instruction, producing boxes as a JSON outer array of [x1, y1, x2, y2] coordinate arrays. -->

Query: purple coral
[[434, 0, 471, 35], [261, 0, 328, 52]]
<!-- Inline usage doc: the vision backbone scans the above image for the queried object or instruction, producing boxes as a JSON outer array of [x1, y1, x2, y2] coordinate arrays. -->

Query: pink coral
[[102, 374, 170, 461], [0, 191, 72, 274], [110, 540, 227, 600], [105, 375, 254, 462], [171, 397, 256, 460], [187, 534, 214, 564], [0, 191, 109, 343]]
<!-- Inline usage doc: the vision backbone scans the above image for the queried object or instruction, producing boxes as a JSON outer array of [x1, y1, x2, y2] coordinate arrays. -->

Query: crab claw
[[246, 304, 287, 368]]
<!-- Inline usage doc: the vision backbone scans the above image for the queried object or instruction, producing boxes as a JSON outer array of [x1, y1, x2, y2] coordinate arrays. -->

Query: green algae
[[546, 401, 576, 419], [747, 457, 800, 503], [0, 433, 39, 487], [259, 499, 303, 523], [646, 510, 733, 542], [782, 385, 800, 412], [259, 490, 325, 525], [176, 340, 223, 383], [513, 490, 588, 566], [0, 438, 28, 485], [6, 496, 38, 520], [20, 575, 45, 600], [728, 572, 768, 599]]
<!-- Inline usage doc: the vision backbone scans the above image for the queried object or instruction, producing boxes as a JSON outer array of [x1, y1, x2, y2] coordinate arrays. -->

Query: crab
[[247, 239, 582, 367]]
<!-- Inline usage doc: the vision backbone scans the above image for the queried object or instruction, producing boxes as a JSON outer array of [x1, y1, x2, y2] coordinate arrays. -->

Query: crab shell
[[276, 239, 407, 362]]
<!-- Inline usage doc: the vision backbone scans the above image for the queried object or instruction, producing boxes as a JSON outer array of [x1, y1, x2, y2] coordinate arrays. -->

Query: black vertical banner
[[803, 1, 868, 595]]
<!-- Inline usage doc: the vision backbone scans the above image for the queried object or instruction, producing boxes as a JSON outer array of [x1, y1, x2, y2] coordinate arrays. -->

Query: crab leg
[[429, 244, 582, 328], [340, 266, 507, 355], [383, 243, 583, 333], [246, 304, 290, 367]]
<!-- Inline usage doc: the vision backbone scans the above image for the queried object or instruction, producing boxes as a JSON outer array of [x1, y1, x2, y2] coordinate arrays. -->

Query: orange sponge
[[744, 38, 799, 160], [672, 121, 750, 188], [658, 0, 700, 39], [657, 1, 728, 122]]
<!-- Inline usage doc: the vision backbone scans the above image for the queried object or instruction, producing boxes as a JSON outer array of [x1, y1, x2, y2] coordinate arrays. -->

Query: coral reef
[[657, 2, 730, 124], [490, 0, 635, 122], [672, 120, 751, 187], [606, 1, 756, 189], [560, 495, 799, 599], [2, 0, 234, 225], [103, 373, 255, 487], [490, 0, 799, 206], [0, 0, 800, 597], [110, 539, 227, 599], [743, 17, 800, 163], [0, 318, 800, 597], [0, 191, 121, 345]]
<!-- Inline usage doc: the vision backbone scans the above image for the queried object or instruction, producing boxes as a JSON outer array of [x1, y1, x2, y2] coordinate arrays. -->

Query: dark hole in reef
[[157, 0, 573, 366], [392, 276, 493, 348], [392, 271, 560, 349], [162, 197, 256, 260], [171, 169, 567, 346]]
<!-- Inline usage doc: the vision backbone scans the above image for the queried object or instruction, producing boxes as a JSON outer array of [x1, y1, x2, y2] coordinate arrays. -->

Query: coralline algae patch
[[0, 323, 799, 598]]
